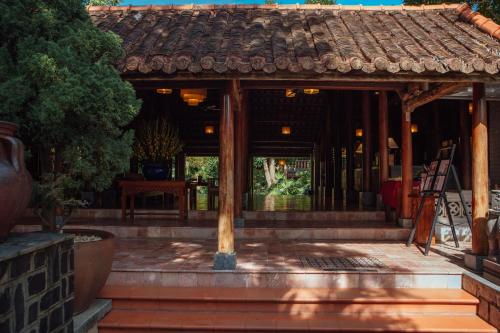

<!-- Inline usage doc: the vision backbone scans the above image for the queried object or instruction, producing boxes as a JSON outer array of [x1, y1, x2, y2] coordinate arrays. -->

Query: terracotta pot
[[66, 229, 115, 314], [0, 121, 32, 240]]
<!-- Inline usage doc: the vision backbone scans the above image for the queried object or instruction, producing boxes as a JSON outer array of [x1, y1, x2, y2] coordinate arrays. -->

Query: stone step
[[105, 271, 462, 289], [100, 286, 479, 315], [99, 310, 495, 332], [98, 287, 496, 332], [23, 225, 407, 240]]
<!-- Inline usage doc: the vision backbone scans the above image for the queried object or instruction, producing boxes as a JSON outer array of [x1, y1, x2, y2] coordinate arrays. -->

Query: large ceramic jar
[[0, 121, 32, 240]]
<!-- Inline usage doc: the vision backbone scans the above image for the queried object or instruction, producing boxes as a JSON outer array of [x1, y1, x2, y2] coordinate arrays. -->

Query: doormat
[[299, 256, 386, 271]]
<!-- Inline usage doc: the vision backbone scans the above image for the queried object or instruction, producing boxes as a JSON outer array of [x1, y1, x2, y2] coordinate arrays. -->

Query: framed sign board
[[407, 145, 471, 256]]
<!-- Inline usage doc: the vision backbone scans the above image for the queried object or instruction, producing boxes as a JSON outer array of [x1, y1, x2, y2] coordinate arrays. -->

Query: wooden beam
[[404, 82, 468, 111], [471, 82, 489, 256], [217, 81, 235, 254], [378, 91, 389, 186], [362, 92, 372, 192], [400, 104, 413, 220], [240, 80, 405, 91]]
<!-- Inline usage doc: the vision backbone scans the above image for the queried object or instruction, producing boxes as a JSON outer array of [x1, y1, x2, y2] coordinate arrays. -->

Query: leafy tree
[[265, 0, 277, 4], [304, 0, 335, 4], [0, 0, 141, 223], [84, 0, 121, 5], [403, 0, 500, 23]]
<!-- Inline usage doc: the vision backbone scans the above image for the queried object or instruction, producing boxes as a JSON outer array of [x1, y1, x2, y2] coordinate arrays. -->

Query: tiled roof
[[89, 4, 500, 77]]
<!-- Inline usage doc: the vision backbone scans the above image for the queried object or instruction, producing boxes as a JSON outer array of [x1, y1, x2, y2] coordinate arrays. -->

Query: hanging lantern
[[278, 159, 286, 167], [468, 102, 473, 115], [303, 88, 319, 95], [204, 125, 215, 135], [180, 89, 207, 106], [411, 124, 419, 133], [156, 88, 173, 95], [355, 128, 363, 137], [285, 89, 296, 98], [281, 126, 291, 135]]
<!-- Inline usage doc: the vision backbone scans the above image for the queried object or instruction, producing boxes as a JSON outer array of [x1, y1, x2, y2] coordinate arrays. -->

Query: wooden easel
[[406, 145, 472, 255]]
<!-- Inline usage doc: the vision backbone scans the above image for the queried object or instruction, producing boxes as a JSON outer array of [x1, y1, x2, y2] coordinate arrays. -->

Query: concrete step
[[100, 286, 479, 316], [99, 286, 496, 333], [99, 310, 496, 332]]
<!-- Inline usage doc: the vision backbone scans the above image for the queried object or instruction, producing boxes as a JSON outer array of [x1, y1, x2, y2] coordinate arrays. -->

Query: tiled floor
[[112, 238, 468, 274]]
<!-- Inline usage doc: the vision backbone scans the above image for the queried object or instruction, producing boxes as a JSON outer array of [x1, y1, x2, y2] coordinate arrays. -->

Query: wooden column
[[362, 92, 372, 192], [459, 101, 472, 190], [216, 82, 235, 264], [378, 91, 389, 186], [431, 103, 441, 157], [313, 143, 321, 210], [175, 152, 185, 181], [345, 94, 355, 205], [471, 83, 489, 256], [401, 104, 413, 220], [234, 81, 246, 219], [333, 93, 343, 204], [324, 102, 334, 209]]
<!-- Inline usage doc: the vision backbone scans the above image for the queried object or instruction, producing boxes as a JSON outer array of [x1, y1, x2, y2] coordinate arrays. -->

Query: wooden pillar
[[471, 83, 489, 256], [333, 93, 343, 204], [431, 103, 441, 156], [378, 91, 389, 186], [401, 104, 413, 220], [324, 101, 334, 209], [345, 94, 355, 205], [459, 101, 472, 190], [362, 92, 372, 192], [214, 81, 236, 269], [313, 143, 321, 209], [175, 152, 185, 181], [234, 81, 246, 219]]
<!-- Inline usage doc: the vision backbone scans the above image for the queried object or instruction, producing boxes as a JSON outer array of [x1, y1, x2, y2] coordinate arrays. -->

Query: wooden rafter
[[403, 82, 469, 112]]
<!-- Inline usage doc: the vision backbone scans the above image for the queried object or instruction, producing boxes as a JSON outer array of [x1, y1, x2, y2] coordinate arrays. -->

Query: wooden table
[[119, 180, 187, 223]]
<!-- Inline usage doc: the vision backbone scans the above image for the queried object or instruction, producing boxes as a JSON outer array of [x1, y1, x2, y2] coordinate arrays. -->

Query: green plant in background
[[304, 0, 335, 4], [253, 157, 311, 195], [32, 174, 85, 232], [0, 0, 141, 229], [134, 118, 183, 164], [186, 156, 219, 181]]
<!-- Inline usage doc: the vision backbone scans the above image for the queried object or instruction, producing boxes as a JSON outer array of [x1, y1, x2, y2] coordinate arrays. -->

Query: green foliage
[[185, 157, 219, 180], [32, 174, 85, 231], [403, 0, 500, 23], [304, 0, 335, 4], [134, 118, 183, 164], [269, 170, 311, 196], [84, 0, 121, 5], [252, 157, 311, 195], [0, 0, 141, 195], [265, 0, 277, 4]]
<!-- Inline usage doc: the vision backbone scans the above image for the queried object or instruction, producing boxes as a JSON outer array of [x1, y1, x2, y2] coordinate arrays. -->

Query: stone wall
[[462, 271, 500, 330], [0, 233, 74, 333]]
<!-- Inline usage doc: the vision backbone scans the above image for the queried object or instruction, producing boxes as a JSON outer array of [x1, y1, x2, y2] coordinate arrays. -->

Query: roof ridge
[[456, 3, 500, 40], [87, 3, 462, 12]]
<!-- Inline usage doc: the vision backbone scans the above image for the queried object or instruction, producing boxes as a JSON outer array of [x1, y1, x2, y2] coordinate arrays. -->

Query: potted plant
[[32, 174, 115, 314], [134, 117, 183, 180]]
